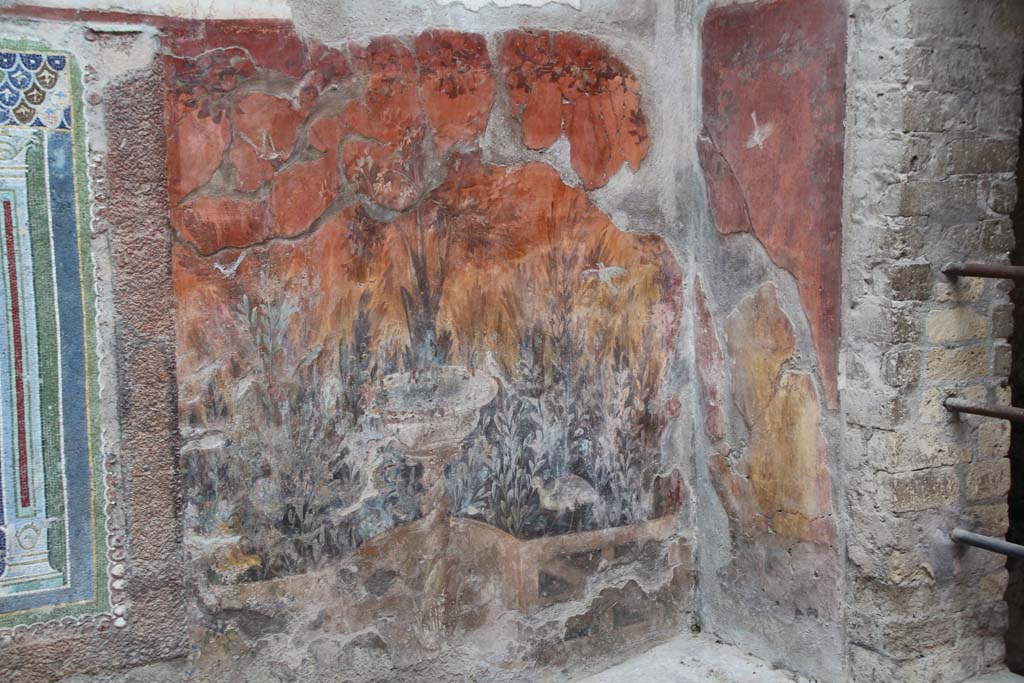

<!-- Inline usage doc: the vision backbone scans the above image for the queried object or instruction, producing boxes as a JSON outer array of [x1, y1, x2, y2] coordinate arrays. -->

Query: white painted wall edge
[[9, 0, 292, 19], [6, 0, 589, 18], [435, 0, 582, 9]]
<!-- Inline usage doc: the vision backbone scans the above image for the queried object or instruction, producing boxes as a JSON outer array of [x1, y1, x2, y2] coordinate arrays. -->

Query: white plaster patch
[[435, 0, 581, 10], [21, 0, 291, 19]]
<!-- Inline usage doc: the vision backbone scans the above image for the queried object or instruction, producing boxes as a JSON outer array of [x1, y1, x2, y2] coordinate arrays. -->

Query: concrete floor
[[575, 636, 1024, 683], [969, 672, 1024, 683], [574, 635, 804, 683]]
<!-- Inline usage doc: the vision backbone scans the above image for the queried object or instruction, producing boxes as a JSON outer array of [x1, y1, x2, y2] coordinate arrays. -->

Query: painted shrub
[[165, 24, 683, 587]]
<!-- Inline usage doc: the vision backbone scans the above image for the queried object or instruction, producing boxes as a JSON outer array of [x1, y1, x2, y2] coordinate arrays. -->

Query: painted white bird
[[745, 110, 775, 150], [239, 129, 282, 162], [532, 474, 599, 515], [581, 262, 627, 295], [213, 251, 246, 278]]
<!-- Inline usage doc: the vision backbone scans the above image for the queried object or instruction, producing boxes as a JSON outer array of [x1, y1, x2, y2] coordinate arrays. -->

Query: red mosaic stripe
[[3, 199, 31, 508]]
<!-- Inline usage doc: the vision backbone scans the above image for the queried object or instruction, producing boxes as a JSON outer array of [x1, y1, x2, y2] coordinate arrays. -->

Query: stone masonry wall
[[843, 1, 1023, 680]]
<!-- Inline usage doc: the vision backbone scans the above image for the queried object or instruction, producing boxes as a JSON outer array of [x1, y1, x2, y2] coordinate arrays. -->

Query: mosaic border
[[0, 39, 116, 634]]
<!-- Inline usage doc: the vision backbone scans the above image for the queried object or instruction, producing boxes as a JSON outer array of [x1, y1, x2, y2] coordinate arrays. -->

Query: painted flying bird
[[213, 252, 246, 278], [239, 130, 282, 162], [745, 110, 775, 150], [581, 262, 627, 295]]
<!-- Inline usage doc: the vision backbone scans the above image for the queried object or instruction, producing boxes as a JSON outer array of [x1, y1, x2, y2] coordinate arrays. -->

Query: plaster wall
[[0, 1, 1018, 683]]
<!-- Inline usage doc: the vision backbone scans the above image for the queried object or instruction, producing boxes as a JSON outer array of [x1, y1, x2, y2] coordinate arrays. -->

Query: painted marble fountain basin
[[375, 367, 497, 459]]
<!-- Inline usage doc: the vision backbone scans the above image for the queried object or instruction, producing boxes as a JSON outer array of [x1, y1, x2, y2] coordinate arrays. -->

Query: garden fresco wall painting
[[0, 44, 108, 629], [0, 0, 855, 677], [166, 21, 690, 649]]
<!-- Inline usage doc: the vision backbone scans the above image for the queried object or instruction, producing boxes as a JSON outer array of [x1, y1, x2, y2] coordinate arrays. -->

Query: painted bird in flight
[[581, 262, 627, 295], [745, 110, 775, 150], [213, 252, 246, 278]]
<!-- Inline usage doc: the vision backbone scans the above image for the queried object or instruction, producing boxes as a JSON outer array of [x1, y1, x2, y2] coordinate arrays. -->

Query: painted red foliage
[[415, 30, 495, 151], [500, 30, 650, 190], [163, 24, 651, 254]]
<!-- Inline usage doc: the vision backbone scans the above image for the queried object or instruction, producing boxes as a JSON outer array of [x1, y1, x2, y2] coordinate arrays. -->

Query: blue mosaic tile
[[0, 49, 72, 131]]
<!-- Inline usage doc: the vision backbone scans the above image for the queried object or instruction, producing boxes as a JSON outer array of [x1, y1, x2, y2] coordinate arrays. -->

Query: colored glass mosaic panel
[[0, 44, 106, 629]]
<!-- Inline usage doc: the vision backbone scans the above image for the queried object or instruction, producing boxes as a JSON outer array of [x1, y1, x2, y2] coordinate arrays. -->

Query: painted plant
[[166, 24, 682, 584]]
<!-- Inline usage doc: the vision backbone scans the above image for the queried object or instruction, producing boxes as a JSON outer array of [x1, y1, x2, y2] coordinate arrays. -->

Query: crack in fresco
[[697, 131, 754, 236]]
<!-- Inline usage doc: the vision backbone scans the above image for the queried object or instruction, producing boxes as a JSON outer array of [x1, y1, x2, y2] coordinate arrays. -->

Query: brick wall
[[843, 1, 1023, 680]]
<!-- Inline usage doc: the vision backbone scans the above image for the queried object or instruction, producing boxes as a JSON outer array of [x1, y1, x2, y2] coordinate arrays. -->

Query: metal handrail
[[943, 398, 1024, 422], [951, 528, 1024, 559], [942, 262, 1024, 279]]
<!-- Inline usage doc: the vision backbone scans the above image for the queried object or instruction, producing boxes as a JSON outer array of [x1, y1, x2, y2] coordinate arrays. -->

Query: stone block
[[906, 46, 979, 93], [846, 388, 908, 430], [976, 420, 1011, 459], [893, 468, 959, 513], [902, 91, 976, 134], [886, 548, 940, 588], [926, 346, 988, 380], [991, 303, 1013, 338], [957, 544, 1008, 577], [979, 1, 1024, 44], [850, 639, 975, 682], [849, 609, 956, 659], [882, 348, 921, 387], [967, 503, 1008, 537], [851, 83, 904, 133], [896, 179, 985, 222], [966, 459, 1010, 501], [986, 177, 1019, 216], [918, 387, 951, 425], [910, 0, 979, 39], [880, 215, 926, 259], [865, 425, 976, 473], [936, 220, 989, 255], [947, 137, 1018, 175], [981, 218, 1015, 252], [890, 430, 972, 472], [978, 91, 1024, 136], [994, 342, 1012, 376], [925, 308, 987, 342], [933, 276, 984, 303], [847, 298, 920, 344], [888, 260, 932, 300]]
